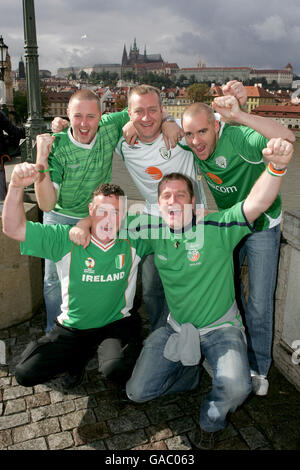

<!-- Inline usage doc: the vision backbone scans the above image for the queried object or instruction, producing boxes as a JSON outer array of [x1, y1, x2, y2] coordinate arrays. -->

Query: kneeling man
[[2, 165, 150, 390], [125, 137, 293, 449]]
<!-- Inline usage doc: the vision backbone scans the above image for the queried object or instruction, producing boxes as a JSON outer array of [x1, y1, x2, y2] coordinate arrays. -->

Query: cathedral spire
[[122, 44, 128, 66]]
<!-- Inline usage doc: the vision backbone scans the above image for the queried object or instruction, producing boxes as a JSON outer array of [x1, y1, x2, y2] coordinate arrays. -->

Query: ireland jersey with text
[[194, 123, 282, 230], [20, 221, 150, 330], [116, 134, 207, 216]]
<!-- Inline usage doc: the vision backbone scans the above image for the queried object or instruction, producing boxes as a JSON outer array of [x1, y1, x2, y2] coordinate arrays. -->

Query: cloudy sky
[[1, 0, 300, 77]]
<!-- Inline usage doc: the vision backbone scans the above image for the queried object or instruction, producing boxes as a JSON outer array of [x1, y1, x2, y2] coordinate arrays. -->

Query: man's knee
[[125, 378, 150, 403], [98, 338, 124, 378], [14, 336, 53, 387], [222, 374, 252, 407], [15, 362, 39, 387], [236, 376, 252, 402]]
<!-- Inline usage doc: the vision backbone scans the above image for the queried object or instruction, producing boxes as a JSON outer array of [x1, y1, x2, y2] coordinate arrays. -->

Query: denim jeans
[[141, 254, 170, 331], [43, 211, 80, 332], [126, 325, 252, 432], [235, 225, 281, 377]]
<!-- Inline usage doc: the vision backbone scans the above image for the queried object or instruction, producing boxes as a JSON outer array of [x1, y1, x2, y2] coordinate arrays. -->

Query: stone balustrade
[[0, 202, 43, 329]]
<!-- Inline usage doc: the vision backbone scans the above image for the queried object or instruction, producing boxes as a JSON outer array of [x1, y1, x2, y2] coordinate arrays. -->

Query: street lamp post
[[22, 0, 45, 163], [0, 35, 8, 105]]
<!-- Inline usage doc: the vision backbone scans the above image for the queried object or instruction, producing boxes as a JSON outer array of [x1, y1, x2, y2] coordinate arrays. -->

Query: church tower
[[121, 45, 128, 66], [129, 38, 139, 64], [18, 57, 26, 79]]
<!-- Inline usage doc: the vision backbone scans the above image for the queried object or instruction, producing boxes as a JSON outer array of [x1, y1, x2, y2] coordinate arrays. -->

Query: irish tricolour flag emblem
[[115, 254, 125, 269]]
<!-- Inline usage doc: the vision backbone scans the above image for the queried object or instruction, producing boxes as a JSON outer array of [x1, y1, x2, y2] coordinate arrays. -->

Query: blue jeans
[[141, 254, 170, 331], [126, 325, 252, 432], [43, 211, 80, 333], [236, 225, 281, 377]]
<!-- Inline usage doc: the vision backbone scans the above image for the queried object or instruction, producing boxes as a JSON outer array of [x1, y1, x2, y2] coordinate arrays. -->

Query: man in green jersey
[[181, 93, 295, 396], [34, 89, 131, 333], [2, 162, 150, 389], [126, 135, 293, 449]]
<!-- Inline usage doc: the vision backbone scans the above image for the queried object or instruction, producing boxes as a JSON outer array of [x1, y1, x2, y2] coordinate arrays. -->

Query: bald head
[[182, 103, 220, 161], [182, 102, 215, 126]]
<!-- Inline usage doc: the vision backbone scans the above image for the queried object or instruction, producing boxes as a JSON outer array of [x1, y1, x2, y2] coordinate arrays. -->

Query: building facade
[[250, 64, 294, 87], [251, 103, 300, 131], [174, 64, 294, 88]]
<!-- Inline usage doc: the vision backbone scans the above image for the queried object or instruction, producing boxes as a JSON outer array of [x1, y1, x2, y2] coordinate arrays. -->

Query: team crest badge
[[215, 156, 227, 169], [159, 147, 171, 160], [187, 249, 200, 262], [85, 257, 95, 269], [115, 254, 125, 270]]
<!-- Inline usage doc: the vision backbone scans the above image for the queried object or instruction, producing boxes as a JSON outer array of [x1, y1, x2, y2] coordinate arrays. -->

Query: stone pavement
[[0, 302, 299, 452]]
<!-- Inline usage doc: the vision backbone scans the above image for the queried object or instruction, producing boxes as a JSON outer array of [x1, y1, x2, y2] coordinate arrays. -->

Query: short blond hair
[[128, 84, 162, 108], [68, 89, 101, 112]]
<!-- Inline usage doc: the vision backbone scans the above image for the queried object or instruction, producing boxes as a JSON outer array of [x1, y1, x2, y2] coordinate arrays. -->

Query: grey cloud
[[1, 0, 300, 76]]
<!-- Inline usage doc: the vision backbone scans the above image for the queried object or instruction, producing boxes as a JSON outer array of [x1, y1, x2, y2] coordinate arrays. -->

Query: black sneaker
[[62, 368, 85, 390], [189, 427, 223, 450], [117, 387, 131, 404]]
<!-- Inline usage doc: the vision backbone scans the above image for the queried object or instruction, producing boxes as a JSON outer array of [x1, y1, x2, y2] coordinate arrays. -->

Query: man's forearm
[[243, 137, 293, 224], [35, 134, 57, 211], [243, 169, 283, 224], [2, 185, 27, 241], [34, 175, 57, 212], [233, 110, 295, 143], [213, 96, 296, 143]]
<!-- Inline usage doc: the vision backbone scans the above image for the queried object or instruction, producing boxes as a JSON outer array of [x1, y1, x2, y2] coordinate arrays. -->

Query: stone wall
[[0, 203, 43, 329], [273, 210, 300, 391]]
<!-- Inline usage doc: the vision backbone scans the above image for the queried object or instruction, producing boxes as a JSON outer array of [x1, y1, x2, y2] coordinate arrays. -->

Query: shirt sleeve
[[115, 137, 123, 158], [204, 201, 254, 252], [20, 222, 73, 262], [230, 125, 268, 163], [100, 109, 130, 140], [47, 133, 65, 186]]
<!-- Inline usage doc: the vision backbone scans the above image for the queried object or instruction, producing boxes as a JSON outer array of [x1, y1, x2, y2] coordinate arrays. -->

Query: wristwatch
[[162, 115, 176, 123]]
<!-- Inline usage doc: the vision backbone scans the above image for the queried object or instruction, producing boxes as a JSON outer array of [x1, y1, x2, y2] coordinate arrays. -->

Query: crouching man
[[2, 164, 150, 390]]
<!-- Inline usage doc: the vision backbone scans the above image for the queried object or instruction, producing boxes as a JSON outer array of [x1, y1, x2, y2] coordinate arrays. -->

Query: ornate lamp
[[0, 35, 8, 81]]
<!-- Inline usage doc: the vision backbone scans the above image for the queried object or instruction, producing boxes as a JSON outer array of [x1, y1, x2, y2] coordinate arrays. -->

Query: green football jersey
[[48, 109, 129, 218], [194, 124, 282, 230], [20, 221, 150, 330]]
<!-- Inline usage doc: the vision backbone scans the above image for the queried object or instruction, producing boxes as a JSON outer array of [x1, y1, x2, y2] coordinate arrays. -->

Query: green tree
[[79, 70, 88, 80], [189, 74, 197, 85], [123, 70, 137, 82], [13, 90, 27, 123], [13, 87, 50, 124], [115, 94, 127, 110], [90, 71, 99, 82], [187, 83, 209, 102]]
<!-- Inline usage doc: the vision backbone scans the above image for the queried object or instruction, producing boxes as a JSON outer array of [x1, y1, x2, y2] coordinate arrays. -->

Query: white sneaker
[[251, 374, 269, 396]]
